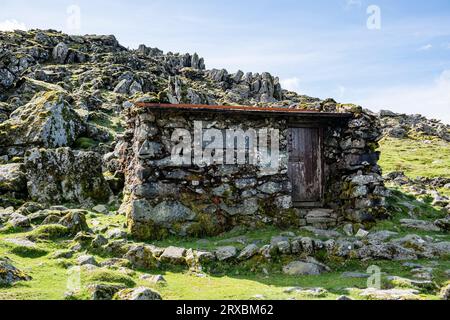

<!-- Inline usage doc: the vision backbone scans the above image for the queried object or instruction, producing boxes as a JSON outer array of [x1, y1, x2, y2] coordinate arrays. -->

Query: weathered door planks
[[288, 127, 323, 205]]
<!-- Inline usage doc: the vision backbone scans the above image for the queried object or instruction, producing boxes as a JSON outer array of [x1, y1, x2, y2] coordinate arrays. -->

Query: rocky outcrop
[[0, 257, 31, 286], [0, 91, 85, 156], [24, 148, 112, 206], [114, 287, 162, 300], [379, 110, 450, 141]]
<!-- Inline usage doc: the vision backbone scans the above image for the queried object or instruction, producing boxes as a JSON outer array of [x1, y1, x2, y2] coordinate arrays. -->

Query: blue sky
[[1, 0, 450, 123]]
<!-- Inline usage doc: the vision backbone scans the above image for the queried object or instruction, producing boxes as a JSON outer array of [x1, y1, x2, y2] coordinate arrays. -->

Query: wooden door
[[288, 127, 323, 205]]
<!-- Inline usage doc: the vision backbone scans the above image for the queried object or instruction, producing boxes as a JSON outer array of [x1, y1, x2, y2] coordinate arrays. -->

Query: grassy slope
[[378, 135, 450, 179]]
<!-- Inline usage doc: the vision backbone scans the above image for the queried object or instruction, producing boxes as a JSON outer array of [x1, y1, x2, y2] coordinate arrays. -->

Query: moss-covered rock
[[24, 147, 112, 206], [0, 91, 85, 154], [0, 257, 31, 287]]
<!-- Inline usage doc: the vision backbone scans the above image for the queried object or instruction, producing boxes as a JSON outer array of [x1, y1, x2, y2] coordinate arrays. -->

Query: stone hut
[[119, 103, 387, 240]]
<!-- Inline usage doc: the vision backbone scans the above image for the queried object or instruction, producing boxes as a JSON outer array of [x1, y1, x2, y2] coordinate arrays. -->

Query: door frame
[[288, 122, 325, 208]]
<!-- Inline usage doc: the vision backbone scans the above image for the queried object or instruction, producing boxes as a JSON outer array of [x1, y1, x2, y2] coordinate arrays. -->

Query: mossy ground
[[379, 135, 450, 179]]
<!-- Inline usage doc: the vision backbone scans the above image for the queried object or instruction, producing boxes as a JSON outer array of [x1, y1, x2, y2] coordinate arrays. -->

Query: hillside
[[0, 30, 449, 301]]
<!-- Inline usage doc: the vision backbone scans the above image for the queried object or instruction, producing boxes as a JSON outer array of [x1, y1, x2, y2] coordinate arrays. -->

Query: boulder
[[77, 255, 98, 266], [52, 43, 69, 64], [86, 283, 126, 300], [355, 229, 369, 239], [123, 245, 158, 269], [359, 288, 420, 300], [105, 228, 127, 239], [0, 164, 27, 194], [282, 259, 330, 276], [387, 276, 437, 292], [0, 257, 31, 286], [9, 213, 31, 228], [115, 287, 162, 300], [356, 243, 417, 261], [215, 246, 237, 261], [434, 218, 450, 231], [141, 274, 166, 284], [159, 246, 186, 265], [237, 244, 259, 261], [92, 205, 108, 214], [58, 210, 90, 234], [305, 209, 336, 225], [25, 148, 112, 206], [0, 91, 85, 152], [400, 219, 441, 232]]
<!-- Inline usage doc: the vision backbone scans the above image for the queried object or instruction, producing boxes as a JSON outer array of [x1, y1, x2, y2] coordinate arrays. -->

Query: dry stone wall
[[120, 105, 387, 240]]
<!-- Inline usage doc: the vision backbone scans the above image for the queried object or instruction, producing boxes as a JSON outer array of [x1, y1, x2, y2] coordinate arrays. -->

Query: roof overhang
[[134, 103, 353, 120]]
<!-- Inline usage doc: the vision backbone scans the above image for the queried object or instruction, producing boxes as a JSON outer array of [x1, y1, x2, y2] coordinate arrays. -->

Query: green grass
[[379, 136, 450, 179], [1, 214, 448, 300]]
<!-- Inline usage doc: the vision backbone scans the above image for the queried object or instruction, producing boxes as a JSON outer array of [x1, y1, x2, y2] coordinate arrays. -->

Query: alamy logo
[[169, 121, 280, 171]]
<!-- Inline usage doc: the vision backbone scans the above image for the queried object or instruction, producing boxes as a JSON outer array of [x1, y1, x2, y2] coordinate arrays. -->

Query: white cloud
[[357, 70, 450, 124], [418, 44, 433, 51], [345, 0, 362, 8], [0, 19, 27, 31], [280, 77, 302, 93]]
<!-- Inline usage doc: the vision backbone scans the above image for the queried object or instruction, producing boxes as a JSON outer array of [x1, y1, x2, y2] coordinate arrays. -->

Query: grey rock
[[52, 42, 69, 63], [234, 178, 257, 189], [0, 257, 31, 286], [237, 244, 259, 261], [115, 287, 162, 300], [302, 226, 341, 239], [387, 276, 437, 292], [58, 210, 89, 234], [9, 213, 30, 228], [123, 245, 157, 269], [367, 230, 398, 242], [400, 219, 441, 232], [105, 228, 127, 239], [113, 79, 132, 94], [343, 224, 354, 236], [276, 241, 291, 255], [355, 229, 369, 239], [257, 182, 283, 194], [282, 259, 330, 276], [434, 217, 450, 231], [159, 246, 186, 265], [0, 163, 27, 193], [86, 283, 126, 300], [359, 288, 420, 300], [215, 246, 237, 261], [284, 287, 328, 296], [351, 174, 382, 186], [91, 234, 108, 248], [77, 255, 98, 266], [51, 250, 74, 259], [305, 209, 336, 225], [356, 243, 417, 261], [25, 148, 112, 206], [140, 274, 167, 284], [92, 205, 108, 214], [219, 198, 259, 216]]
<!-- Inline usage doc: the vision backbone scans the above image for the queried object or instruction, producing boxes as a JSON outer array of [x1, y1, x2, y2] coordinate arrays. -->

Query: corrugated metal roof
[[134, 103, 353, 118]]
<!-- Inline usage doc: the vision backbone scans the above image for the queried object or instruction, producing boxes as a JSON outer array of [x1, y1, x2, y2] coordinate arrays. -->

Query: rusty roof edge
[[133, 102, 353, 118]]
